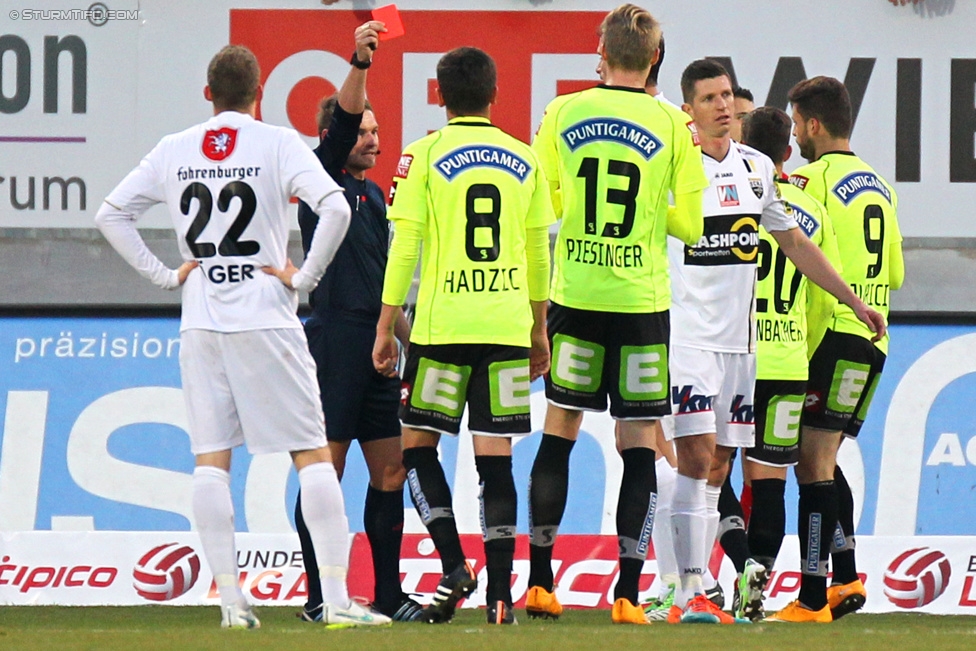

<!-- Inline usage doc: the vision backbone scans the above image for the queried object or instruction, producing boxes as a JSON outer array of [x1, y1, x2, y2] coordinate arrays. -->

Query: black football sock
[[528, 434, 575, 591], [364, 485, 405, 611], [294, 490, 323, 610], [717, 473, 749, 574], [831, 465, 859, 585], [402, 446, 465, 573], [797, 481, 838, 611], [747, 478, 787, 569], [614, 447, 657, 605], [476, 455, 517, 605]]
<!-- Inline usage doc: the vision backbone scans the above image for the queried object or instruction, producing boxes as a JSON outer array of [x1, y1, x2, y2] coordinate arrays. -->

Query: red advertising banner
[[230, 10, 604, 197]]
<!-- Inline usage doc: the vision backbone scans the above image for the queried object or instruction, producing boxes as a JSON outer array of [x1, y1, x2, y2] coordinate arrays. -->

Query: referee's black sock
[[797, 481, 837, 611], [747, 478, 787, 569], [364, 485, 405, 612], [294, 490, 323, 611], [528, 434, 575, 591], [831, 465, 859, 585], [614, 446, 656, 605], [717, 473, 749, 574], [402, 446, 465, 574], [475, 455, 517, 605]]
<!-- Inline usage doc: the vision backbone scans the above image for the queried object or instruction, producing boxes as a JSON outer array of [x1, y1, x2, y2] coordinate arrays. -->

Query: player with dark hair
[[730, 87, 755, 142], [644, 36, 666, 95], [293, 22, 421, 624], [528, 4, 708, 625], [736, 106, 841, 621], [669, 59, 884, 625], [373, 46, 554, 626], [95, 44, 390, 629], [768, 76, 904, 623]]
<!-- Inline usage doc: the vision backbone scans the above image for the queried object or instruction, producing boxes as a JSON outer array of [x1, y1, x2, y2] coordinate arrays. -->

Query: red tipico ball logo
[[133, 543, 201, 602], [883, 547, 952, 609], [202, 127, 238, 161]]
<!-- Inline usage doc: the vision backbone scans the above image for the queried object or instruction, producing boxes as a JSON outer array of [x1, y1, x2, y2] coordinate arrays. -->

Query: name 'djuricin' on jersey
[[789, 152, 902, 354]]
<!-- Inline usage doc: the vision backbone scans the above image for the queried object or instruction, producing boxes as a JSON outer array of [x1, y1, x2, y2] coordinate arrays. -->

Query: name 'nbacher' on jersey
[[756, 181, 841, 382], [533, 86, 708, 314], [789, 151, 903, 354], [386, 117, 555, 347]]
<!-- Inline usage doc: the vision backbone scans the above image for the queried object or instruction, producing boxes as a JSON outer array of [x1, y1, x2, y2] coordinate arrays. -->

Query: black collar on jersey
[[448, 117, 496, 128], [597, 84, 647, 94], [817, 150, 856, 161]]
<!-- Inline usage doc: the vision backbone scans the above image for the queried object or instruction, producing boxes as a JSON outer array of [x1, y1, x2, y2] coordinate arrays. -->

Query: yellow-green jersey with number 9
[[789, 152, 902, 354], [533, 86, 709, 313], [386, 116, 556, 346]]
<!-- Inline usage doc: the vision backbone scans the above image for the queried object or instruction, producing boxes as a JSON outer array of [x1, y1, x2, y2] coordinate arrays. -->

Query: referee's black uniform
[[294, 102, 407, 619], [298, 103, 400, 445]]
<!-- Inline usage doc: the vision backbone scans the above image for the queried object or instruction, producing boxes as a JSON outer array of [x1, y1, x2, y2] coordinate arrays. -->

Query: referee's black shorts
[[305, 312, 401, 443]]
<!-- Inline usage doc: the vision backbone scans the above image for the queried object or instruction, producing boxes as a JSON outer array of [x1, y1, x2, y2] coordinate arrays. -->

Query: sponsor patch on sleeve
[[395, 154, 414, 178], [686, 121, 700, 147], [388, 179, 399, 205], [789, 174, 809, 190]]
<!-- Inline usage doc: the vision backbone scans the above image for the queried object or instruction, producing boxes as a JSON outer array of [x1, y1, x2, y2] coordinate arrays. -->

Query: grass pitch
[[1, 606, 974, 651]]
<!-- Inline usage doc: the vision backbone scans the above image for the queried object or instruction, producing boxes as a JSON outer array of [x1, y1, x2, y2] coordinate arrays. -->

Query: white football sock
[[298, 462, 351, 609], [193, 465, 245, 609], [653, 457, 679, 597], [701, 484, 721, 591], [671, 473, 708, 609]]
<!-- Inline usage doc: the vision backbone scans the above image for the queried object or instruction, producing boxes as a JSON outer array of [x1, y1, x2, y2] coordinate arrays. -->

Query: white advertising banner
[[1, 0, 973, 236], [3, 531, 976, 615]]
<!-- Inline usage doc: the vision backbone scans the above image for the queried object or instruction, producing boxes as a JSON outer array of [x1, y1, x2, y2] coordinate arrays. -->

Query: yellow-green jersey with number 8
[[386, 117, 555, 347]]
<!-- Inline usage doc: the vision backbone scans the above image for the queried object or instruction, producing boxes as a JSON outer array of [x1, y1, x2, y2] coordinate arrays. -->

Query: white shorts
[[659, 414, 676, 442], [669, 345, 756, 448], [180, 328, 327, 455]]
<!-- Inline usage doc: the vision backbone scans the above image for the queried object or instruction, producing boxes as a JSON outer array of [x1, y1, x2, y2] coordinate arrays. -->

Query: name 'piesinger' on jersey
[[535, 85, 708, 314]]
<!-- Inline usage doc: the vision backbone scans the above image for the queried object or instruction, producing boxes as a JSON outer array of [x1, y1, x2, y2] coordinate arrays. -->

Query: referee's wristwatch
[[350, 51, 371, 69]]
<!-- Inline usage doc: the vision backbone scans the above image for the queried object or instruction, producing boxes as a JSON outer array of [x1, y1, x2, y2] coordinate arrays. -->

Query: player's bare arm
[[373, 303, 401, 378], [394, 307, 411, 354], [772, 227, 887, 341]]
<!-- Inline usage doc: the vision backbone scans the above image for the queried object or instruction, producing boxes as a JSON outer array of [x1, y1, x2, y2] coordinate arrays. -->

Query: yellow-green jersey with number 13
[[386, 117, 555, 347], [533, 86, 708, 313], [789, 152, 902, 354]]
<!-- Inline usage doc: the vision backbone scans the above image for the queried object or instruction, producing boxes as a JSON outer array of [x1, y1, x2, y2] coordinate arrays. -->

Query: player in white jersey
[[94, 45, 390, 630], [665, 59, 886, 624]]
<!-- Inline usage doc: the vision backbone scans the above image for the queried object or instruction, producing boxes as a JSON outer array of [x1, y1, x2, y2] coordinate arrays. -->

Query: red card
[[371, 4, 405, 40]]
